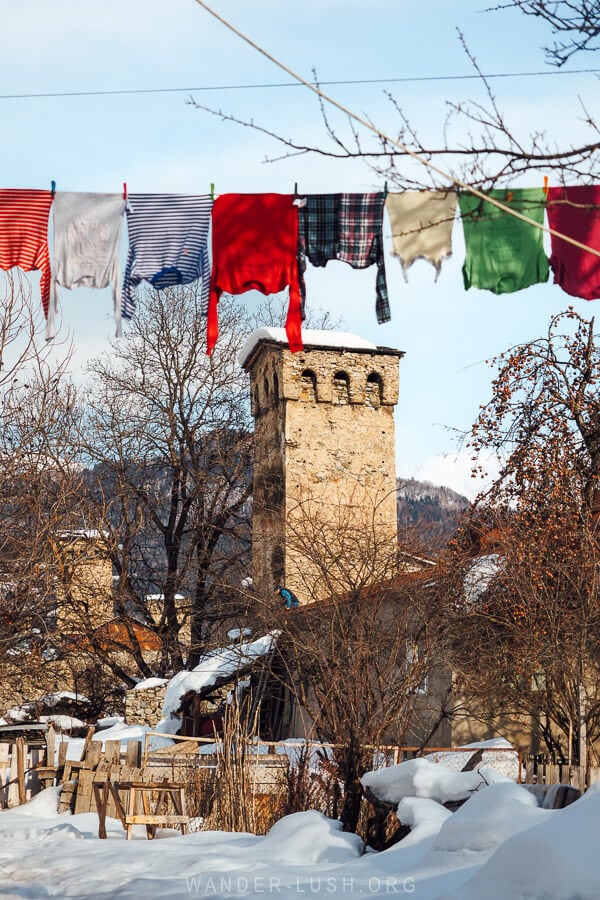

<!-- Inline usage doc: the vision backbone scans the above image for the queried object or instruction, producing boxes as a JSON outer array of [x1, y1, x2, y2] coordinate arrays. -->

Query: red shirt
[[0, 189, 53, 322], [208, 193, 303, 354], [546, 185, 600, 300]]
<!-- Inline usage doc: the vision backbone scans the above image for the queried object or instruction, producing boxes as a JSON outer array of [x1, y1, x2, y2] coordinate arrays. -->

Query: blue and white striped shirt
[[122, 193, 213, 320]]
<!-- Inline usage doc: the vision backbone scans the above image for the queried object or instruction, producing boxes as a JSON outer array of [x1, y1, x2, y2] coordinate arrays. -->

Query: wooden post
[[0, 743, 9, 808], [15, 738, 26, 806], [104, 740, 121, 765], [46, 725, 56, 768], [81, 725, 95, 761], [579, 683, 588, 774], [126, 740, 141, 767]]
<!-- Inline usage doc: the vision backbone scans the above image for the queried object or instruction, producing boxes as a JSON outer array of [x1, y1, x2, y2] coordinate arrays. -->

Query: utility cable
[[192, 0, 600, 261], [0, 67, 598, 101]]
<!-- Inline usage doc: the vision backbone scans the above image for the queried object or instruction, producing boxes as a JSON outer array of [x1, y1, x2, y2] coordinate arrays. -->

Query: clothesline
[[0, 185, 599, 358]]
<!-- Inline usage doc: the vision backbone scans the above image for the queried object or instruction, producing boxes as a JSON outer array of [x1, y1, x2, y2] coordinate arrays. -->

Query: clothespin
[[50, 180, 56, 197], [210, 183, 215, 201], [122, 182, 127, 201], [383, 180, 388, 199], [506, 190, 513, 203], [292, 182, 305, 207], [543, 176, 549, 197]]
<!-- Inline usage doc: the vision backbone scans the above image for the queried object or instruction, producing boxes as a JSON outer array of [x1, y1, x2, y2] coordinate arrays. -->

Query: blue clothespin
[[383, 180, 388, 199], [50, 180, 56, 197]]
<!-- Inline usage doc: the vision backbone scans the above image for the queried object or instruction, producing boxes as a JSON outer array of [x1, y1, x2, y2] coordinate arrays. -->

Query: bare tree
[[190, 3, 600, 188], [258, 491, 447, 833], [83, 285, 255, 677], [491, 1, 600, 66]]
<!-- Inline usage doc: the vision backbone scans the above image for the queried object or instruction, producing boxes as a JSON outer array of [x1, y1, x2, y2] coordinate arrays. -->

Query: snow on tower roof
[[238, 327, 380, 368]]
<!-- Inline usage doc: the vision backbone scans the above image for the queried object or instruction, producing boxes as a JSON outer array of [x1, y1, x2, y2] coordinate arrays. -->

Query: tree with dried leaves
[[444, 309, 600, 765], [259, 493, 448, 833]]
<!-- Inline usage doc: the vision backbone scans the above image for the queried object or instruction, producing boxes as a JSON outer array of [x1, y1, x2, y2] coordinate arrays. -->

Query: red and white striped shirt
[[0, 189, 53, 332]]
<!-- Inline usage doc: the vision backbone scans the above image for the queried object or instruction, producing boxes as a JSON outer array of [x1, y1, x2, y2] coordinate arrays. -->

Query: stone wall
[[124, 681, 167, 728]]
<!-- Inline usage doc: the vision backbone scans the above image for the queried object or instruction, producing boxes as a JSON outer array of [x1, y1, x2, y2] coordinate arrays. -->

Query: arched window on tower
[[273, 371, 279, 399], [300, 369, 317, 402], [366, 372, 383, 408], [333, 371, 350, 405], [253, 385, 260, 415], [263, 375, 270, 401]]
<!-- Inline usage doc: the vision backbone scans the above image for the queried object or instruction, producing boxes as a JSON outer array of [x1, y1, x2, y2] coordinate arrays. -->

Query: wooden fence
[[4, 726, 600, 814]]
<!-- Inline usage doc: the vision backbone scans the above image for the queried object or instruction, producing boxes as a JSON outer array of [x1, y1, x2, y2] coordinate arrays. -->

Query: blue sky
[[1, 0, 599, 497]]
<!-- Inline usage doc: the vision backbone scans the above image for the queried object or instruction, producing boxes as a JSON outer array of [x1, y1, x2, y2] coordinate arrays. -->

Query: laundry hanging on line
[[208, 192, 303, 355], [0, 188, 54, 336], [122, 192, 213, 327], [50, 191, 127, 339], [385, 190, 458, 280], [546, 185, 600, 301], [0, 182, 600, 354], [459, 188, 549, 294], [298, 192, 390, 324]]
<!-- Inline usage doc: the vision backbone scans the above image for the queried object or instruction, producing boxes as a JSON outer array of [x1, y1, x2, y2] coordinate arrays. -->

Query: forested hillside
[[396, 478, 470, 553]]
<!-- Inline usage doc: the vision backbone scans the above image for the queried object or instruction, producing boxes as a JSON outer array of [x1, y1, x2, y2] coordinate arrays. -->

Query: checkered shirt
[[298, 192, 390, 323]]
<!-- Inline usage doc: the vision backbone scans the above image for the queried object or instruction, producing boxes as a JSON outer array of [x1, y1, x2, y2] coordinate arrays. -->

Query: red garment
[[546, 185, 600, 300], [0, 189, 53, 323], [208, 193, 303, 354]]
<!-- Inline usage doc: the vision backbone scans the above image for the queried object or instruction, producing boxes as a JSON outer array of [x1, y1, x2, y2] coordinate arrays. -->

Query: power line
[[0, 67, 598, 102]]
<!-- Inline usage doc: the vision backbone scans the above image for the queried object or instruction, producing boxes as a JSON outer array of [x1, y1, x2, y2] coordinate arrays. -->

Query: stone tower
[[239, 328, 403, 602]]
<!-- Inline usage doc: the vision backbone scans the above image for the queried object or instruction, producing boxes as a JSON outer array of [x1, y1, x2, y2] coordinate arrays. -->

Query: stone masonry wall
[[125, 682, 167, 727]]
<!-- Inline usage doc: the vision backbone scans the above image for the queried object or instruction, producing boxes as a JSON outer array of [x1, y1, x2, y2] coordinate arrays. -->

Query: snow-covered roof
[[162, 631, 280, 718], [238, 328, 381, 368], [132, 677, 168, 691]]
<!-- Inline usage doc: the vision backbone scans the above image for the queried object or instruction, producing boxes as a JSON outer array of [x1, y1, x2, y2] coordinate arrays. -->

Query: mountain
[[396, 477, 470, 552]]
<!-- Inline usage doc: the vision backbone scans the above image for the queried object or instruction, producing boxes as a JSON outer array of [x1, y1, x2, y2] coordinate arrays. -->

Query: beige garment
[[385, 190, 457, 280]]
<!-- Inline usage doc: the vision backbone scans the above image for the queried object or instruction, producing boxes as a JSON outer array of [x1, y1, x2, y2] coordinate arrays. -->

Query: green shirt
[[459, 188, 549, 293]]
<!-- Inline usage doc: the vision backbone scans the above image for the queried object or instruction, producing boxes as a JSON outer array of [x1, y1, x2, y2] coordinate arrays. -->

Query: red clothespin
[[123, 182, 127, 201], [543, 176, 549, 197], [506, 190, 513, 203]]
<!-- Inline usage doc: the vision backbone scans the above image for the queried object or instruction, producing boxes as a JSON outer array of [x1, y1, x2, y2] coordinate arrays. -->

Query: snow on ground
[[361, 756, 510, 805], [424, 737, 521, 780], [2, 758, 600, 898]]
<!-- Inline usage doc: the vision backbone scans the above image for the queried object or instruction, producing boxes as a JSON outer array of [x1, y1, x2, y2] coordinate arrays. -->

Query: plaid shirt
[[298, 192, 390, 323]]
